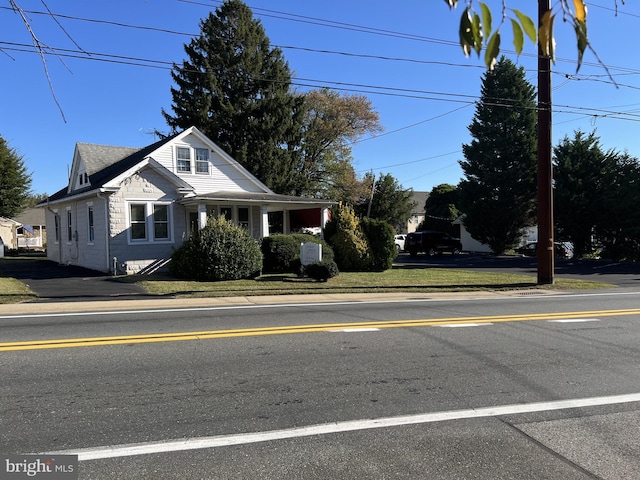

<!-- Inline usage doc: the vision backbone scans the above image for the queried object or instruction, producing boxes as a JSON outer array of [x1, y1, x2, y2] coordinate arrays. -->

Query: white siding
[[150, 133, 264, 194]]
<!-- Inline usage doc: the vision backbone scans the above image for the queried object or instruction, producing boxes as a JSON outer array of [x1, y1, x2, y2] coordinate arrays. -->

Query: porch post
[[321, 207, 330, 229], [198, 203, 207, 230], [282, 209, 290, 235], [259, 205, 269, 238]]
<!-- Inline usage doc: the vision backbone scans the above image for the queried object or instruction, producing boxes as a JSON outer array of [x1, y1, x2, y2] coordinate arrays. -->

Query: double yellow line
[[2, 308, 640, 352]]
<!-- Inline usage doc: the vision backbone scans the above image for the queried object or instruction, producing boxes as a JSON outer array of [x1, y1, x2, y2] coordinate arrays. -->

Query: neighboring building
[[403, 191, 429, 234], [13, 207, 46, 250], [454, 216, 538, 253], [38, 126, 335, 274], [0, 217, 20, 251]]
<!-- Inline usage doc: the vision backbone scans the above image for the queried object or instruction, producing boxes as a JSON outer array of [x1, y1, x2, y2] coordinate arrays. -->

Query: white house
[[39, 127, 335, 274]]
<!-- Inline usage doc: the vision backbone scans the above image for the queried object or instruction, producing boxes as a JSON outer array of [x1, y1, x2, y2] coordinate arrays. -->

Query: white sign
[[300, 242, 322, 266]]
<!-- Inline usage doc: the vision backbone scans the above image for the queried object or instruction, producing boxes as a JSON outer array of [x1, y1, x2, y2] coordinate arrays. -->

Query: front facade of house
[[40, 127, 334, 274]]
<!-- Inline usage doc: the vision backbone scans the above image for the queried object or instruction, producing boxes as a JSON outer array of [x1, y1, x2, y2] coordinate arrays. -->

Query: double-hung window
[[153, 204, 169, 240], [195, 148, 209, 174], [87, 205, 95, 243], [130, 204, 147, 241], [67, 209, 73, 243], [54, 213, 60, 243], [176, 147, 191, 173], [128, 202, 172, 243]]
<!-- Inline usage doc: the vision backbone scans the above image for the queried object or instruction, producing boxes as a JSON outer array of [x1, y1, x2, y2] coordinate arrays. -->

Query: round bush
[[261, 234, 334, 274], [170, 216, 262, 281], [304, 260, 340, 282]]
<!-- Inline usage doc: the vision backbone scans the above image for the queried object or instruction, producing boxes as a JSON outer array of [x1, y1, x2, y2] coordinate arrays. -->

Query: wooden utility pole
[[537, 0, 555, 284]]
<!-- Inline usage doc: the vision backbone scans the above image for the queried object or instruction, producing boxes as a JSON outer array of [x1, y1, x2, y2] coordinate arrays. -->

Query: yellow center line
[[2, 308, 640, 352]]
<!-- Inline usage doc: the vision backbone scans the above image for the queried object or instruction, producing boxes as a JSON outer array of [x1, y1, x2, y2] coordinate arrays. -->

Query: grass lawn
[[0, 277, 37, 304], [0, 258, 613, 304], [131, 267, 611, 298]]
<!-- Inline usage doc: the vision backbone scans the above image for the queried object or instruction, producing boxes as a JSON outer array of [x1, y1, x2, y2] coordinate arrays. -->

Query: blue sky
[[2, 1, 639, 197]]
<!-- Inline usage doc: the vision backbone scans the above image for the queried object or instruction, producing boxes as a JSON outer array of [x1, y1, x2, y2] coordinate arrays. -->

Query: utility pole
[[537, 0, 555, 284]]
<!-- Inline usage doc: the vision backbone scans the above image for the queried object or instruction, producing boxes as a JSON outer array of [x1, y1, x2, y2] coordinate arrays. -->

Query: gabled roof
[[44, 132, 181, 203]]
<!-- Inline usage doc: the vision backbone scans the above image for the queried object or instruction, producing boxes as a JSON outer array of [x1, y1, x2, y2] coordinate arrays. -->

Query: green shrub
[[325, 205, 370, 271], [170, 216, 262, 281], [261, 234, 334, 274], [304, 260, 340, 282], [360, 217, 396, 271]]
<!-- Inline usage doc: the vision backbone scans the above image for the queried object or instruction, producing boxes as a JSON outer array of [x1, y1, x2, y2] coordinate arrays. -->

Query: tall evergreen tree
[[364, 173, 414, 232], [422, 183, 461, 235], [0, 135, 32, 218], [162, 0, 304, 194], [554, 130, 619, 258], [458, 57, 537, 254]]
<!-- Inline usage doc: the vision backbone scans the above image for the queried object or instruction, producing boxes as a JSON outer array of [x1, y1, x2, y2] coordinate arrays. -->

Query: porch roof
[[180, 191, 336, 211]]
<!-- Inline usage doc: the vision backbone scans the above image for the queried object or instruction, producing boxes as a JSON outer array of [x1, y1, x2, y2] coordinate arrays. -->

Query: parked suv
[[405, 230, 463, 257]]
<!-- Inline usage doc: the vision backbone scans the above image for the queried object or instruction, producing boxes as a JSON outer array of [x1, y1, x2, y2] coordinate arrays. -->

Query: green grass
[[131, 267, 612, 298], [0, 258, 613, 304], [0, 277, 37, 304]]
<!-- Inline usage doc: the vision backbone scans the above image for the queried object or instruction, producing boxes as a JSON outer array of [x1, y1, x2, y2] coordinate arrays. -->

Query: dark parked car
[[405, 230, 463, 257], [516, 242, 572, 259]]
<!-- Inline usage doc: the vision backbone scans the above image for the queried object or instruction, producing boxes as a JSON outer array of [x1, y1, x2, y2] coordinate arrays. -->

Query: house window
[[54, 214, 60, 243], [195, 148, 209, 174], [153, 204, 169, 240], [130, 204, 147, 240], [177, 147, 191, 173], [220, 207, 232, 221], [238, 207, 249, 230], [88, 205, 95, 243], [128, 202, 173, 243], [67, 209, 73, 243]]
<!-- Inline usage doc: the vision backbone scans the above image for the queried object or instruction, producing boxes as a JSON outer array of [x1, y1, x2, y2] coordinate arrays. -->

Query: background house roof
[[13, 208, 46, 226]]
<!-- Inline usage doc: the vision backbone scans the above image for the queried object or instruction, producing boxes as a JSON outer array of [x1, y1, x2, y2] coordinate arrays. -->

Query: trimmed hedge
[[304, 260, 340, 282]]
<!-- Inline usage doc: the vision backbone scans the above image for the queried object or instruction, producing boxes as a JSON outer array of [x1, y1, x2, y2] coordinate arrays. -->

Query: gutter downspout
[[46, 199, 62, 266]]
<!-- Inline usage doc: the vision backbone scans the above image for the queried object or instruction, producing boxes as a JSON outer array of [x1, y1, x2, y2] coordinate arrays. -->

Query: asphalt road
[[2, 292, 640, 479]]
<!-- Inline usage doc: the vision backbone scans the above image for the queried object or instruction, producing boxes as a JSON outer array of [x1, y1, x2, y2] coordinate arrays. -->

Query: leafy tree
[[296, 88, 382, 199], [444, 0, 618, 77], [162, 0, 304, 194], [458, 57, 537, 254], [359, 173, 414, 232], [324, 204, 370, 272], [422, 183, 460, 234], [554, 130, 620, 258], [0, 135, 32, 218]]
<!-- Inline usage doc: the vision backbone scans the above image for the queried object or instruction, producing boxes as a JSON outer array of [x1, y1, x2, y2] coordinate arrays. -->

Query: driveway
[[0, 256, 151, 302]]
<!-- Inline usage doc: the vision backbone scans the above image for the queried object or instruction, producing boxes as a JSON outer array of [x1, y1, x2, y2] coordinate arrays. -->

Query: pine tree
[[458, 57, 537, 254], [0, 135, 32, 218], [162, 0, 304, 194]]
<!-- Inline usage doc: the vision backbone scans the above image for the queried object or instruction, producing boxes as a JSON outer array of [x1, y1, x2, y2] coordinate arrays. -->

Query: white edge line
[[437, 323, 493, 328], [548, 319, 601, 323], [327, 328, 380, 332], [44, 392, 640, 462]]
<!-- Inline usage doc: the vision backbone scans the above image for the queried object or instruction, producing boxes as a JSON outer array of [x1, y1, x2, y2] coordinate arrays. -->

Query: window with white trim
[[176, 147, 191, 173], [129, 204, 147, 241], [238, 207, 249, 230], [66, 209, 73, 243], [195, 148, 209, 174], [153, 204, 169, 240], [87, 205, 95, 243], [54, 213, 60, 243], [128, 202, 173, 243]]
